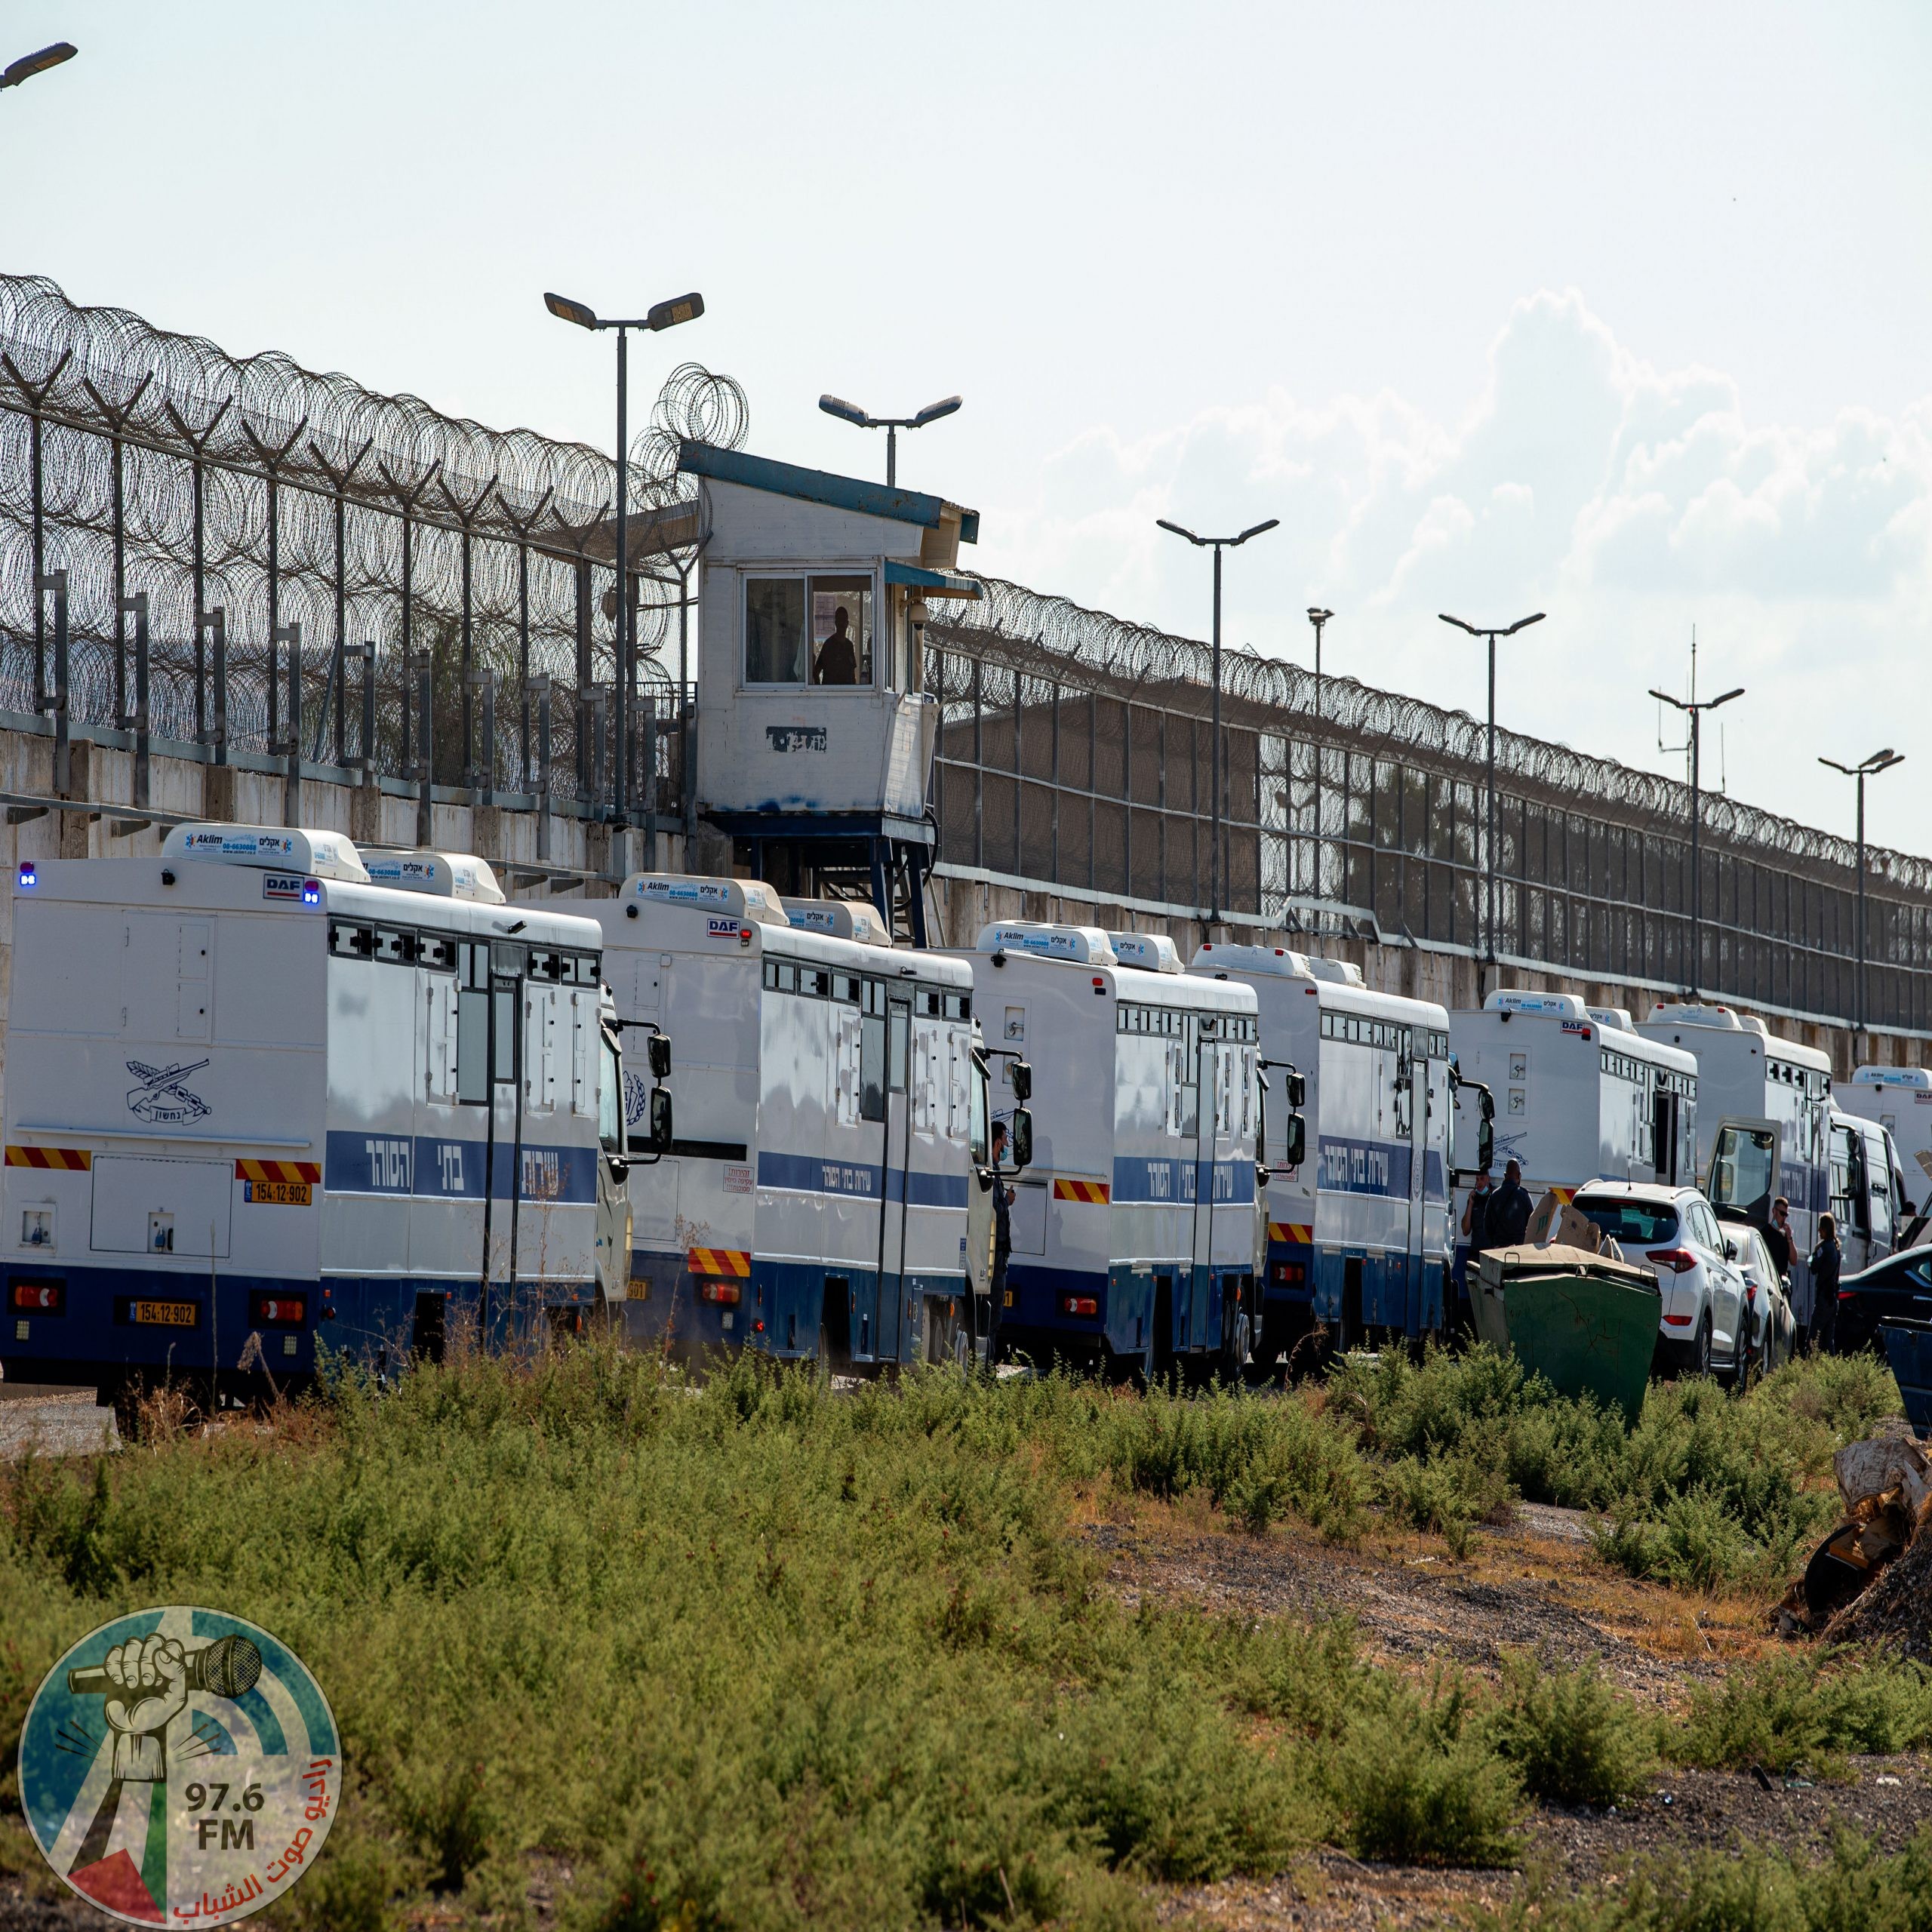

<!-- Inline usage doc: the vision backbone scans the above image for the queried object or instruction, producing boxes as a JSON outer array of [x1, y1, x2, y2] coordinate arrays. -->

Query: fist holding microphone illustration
[[68, 1633, 260, 1782]]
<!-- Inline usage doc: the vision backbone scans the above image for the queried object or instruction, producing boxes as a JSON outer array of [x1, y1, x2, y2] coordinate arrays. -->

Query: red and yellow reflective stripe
[[1268, 1222, 1315, 1245], [687, 1247, 752, 1278], [5, 1145, 91, 1171], [1549, 1186, 1577, 1205], [1052, 1177, 1110, 1204], [234, 1158, 321, 1185]]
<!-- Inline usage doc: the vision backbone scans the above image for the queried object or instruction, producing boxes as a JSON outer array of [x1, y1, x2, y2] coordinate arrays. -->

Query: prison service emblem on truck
[[17, 1607, 340, 1926], [125, 1058, 211, 1126]]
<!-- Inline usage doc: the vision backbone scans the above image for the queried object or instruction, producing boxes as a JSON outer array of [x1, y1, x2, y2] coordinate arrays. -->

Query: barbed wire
[[0, 272, 745, 795], [931, 576, 1932, 900]]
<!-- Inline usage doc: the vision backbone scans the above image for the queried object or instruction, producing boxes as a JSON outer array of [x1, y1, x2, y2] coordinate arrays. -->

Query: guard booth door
[[1404, 1049, 1428, 1331], [457, 938, 525, 1345], [1187, 1029, 1219, 1352], [873, 994, 913, 1361]]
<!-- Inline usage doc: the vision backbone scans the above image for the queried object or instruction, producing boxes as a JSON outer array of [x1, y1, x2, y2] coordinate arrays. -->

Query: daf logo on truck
[[125, 1057, 211, 1124]]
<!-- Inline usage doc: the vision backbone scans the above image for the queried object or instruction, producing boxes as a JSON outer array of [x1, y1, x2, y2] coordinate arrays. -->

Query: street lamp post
[[1648, 679, 1745, 998], [1158, 517, 1281, 925], [1820, 749, 1905, 1040], [1439, 612, 1545, 968], [818, 394, 961, 487], [544, 288, 704, 826], [0, 42, 78, 91]]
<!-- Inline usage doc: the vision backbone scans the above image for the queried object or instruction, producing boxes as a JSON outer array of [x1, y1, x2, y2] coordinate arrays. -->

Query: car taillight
[[1061, 1295, 1100, 1317], [1838, 1289, 1857, 1302], [699, 1281, 741, 1306], [1647, 1247, 1698, 1273], [251, 1294, 306, 1326], [11, 1280, 63, 1312]]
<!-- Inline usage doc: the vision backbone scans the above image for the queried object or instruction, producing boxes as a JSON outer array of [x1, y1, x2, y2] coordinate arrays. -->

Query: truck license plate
[[131, 1300, 198, 1327], [245, 1180, 312, 1206]]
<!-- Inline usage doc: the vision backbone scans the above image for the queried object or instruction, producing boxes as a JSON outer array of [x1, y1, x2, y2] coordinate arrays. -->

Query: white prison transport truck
[[956, 921, 1263, 1379], [1448, 989, 1699, 1226], [1192, 941, 1453, 1356], [1, 824, 630, 1420], [1636, 1002, 1836, 1324], [558, 872, 997, 1369], [1839, 1068, 1932, 1218]]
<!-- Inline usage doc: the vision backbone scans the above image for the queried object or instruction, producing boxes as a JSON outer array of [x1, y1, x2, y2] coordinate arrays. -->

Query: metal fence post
[[531, 674, 552, 865], [414, 650, 434, 847], [202, 607, 227, 767], [275, 621, 302, 826], [35, 570, 69, 793], [469, 667, 496, 803], [121, 591, 150, 809], [359, 642, 377, 774]]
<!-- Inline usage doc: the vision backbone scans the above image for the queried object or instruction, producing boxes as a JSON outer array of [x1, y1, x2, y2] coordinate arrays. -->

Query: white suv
[[1572, 1182, 1749, 1379]]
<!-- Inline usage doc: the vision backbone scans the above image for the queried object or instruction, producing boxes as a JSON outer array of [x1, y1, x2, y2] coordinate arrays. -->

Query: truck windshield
[[1577, 1201, 1680, 1246], [1709, 1124, 1777, 1215]]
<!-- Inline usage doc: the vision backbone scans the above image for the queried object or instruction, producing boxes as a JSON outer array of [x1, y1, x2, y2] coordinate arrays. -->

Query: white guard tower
[[679, 439, 980, 945]]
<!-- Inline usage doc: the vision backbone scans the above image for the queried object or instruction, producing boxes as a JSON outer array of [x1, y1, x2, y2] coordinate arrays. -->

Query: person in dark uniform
[[1810, 1211, 1842, 1352], [1764, 1195, 1795, 1278], [1483, 1158, 1534, 1249], [989, 1119, 1014, 1364], [814, 606, 859, 685], [1458, 1165, 1495, 1320]]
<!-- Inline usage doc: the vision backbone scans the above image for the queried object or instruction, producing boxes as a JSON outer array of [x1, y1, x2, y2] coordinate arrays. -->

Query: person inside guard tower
[[814, 605, 859, 685]]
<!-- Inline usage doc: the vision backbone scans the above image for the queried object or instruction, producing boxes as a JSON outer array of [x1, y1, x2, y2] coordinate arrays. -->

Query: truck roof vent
[[161, 823, 368, 882], [621, 873, 789, 926], [1303, 956, 1366, 986], [783, 897, 892, 946], [1645, 1001, 1745, 1032], [974, 921, 1117, 965], [362, 849, 506, 903], [1105, 931, 1183, 973], [1186, 940, 1313, 979], [1586, 1005, 1635, 1032]]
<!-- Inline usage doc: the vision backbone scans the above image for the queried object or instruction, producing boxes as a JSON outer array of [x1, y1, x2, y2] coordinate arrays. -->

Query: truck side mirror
[[1478, 1118, 1494, 1172], [1285, 1072, 1307, 1109], [1010, 1060, 1032, 1103], [1284, 1115, 1306, 1169], [650, 1087, 674, 1155], [1011, 1108, 1033, 1171], [648, 1035, 672, 1081]]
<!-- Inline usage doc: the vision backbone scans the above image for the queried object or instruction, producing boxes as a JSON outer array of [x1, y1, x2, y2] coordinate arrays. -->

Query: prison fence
[[927, 580, 1932, 1034], [0, 273, 744, 822]]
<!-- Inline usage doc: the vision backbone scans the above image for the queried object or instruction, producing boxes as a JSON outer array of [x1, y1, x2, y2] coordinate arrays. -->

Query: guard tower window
[[746, 577, 808, 685], [743, 574, 875, 687], [811, 577, 872, 686]]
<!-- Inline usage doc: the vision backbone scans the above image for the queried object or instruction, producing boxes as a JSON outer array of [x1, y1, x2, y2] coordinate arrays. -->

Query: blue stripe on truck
[[322, 1131, 597, 1203]]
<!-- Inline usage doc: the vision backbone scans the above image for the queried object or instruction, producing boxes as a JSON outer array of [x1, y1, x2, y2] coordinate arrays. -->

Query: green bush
[[1327, 1671, 1524, 1866], [1482, 1650, 1656, 1808], [1672, 1651, 1932, 1778]]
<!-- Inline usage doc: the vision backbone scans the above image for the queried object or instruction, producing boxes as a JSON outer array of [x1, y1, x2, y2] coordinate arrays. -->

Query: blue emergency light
[[17, 860, 35, 888]]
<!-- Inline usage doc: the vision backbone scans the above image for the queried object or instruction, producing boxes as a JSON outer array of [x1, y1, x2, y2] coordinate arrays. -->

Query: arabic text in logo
[[125, 1059, 211, 1125]]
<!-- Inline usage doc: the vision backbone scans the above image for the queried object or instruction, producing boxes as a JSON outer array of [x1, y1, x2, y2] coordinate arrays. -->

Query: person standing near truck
[[989, 1118, 1014, 1363], [1483, 1157, 1534, 1250], [1810, 1211, 1842, 1352]]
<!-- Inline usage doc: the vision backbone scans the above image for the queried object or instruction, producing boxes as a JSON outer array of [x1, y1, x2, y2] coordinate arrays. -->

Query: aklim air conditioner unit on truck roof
[[1191, 942, 1315, 980], [620, 873, 790, 925], [159, 823, 368, 882], [782, 897, 893, 946], [1105, 931, 1183, 974], [361, 849, 506, 903]]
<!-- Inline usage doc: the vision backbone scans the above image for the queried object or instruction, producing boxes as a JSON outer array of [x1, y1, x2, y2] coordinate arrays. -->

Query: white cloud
[[977, 289, 1932, 845]]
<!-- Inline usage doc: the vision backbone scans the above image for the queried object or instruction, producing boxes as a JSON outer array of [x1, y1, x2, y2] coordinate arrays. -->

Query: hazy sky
[[6, 2, 1928, 845]]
